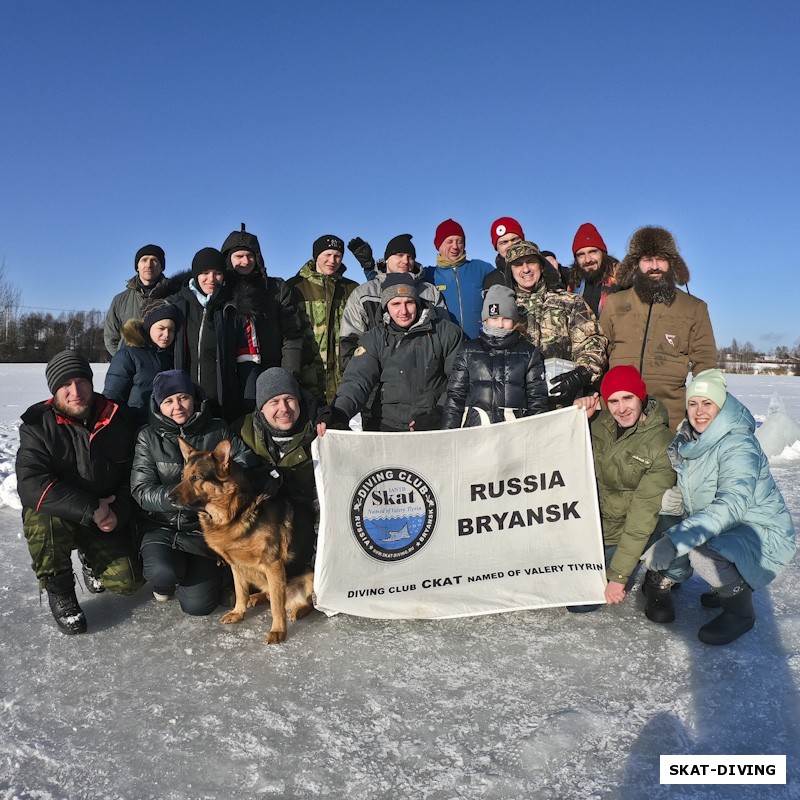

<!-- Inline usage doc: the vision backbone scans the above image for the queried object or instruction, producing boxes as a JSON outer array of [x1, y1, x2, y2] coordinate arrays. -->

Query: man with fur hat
[[15, 350, 144, 634], [233, 368, 320, 577], [104, 243, 190, 356], [423, 218, 495, 338], [220, 224, 304, 385], [319, 274, 464, 433], [599, 226, 717, 430], [287, 235, 359, 404], [566, 223, 621, 316]]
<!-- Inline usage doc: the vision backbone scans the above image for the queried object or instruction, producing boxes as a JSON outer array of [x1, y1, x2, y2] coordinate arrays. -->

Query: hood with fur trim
[[617, 226, 690, 288]]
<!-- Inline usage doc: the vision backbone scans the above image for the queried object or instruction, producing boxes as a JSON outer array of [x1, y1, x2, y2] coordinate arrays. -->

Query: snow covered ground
[[0, 366, 798, 800]]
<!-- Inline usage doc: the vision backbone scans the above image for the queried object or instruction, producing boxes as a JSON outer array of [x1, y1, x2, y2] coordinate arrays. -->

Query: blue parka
[[664, 393, 796, 588], [423, 258, 495, 338]]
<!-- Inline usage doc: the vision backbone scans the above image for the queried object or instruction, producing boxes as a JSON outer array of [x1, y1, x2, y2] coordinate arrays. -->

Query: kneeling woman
[[641, 369, 796, 645], [131, 370, 265, 615]]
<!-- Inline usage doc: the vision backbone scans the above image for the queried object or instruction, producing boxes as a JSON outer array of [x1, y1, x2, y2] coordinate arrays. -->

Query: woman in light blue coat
[[641, 369, 795, 645]]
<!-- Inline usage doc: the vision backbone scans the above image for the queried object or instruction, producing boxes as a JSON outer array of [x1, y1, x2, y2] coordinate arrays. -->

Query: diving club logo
[[350, 467, 438, 561]]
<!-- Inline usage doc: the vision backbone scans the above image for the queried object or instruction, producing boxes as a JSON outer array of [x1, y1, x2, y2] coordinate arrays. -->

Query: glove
[[660, 486, 684, 516], [640, 535, 678, 571], [549, 366, 591, 403], [410, 407, 442, 431], [315, 405, 350, 431], [347, 237, 375, 273]]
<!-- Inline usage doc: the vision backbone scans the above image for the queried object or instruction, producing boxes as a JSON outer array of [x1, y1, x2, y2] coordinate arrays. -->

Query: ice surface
[[0, 367, 798, 799]]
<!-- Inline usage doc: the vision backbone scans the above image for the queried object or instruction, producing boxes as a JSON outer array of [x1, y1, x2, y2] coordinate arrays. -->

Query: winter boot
[[566, 604, 602, 613], [45, 571, 87, 635], [79, 552, 105, 594], [700, 590, 721, 608], [698, 582, 755, 646], [643, 570, 676, 624]]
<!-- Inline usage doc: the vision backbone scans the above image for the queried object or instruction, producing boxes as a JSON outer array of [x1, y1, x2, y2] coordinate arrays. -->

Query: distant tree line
[[0, 261, 107, 363], [718, 340, 800, 376]]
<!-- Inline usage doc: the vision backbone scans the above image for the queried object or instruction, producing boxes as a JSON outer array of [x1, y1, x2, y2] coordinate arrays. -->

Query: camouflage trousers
[[22, 509, 144, 595]]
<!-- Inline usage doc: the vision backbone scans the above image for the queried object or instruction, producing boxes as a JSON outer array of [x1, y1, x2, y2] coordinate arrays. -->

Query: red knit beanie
[[600, 366, 647, 403], [572, 223, 607, 256], [490, 217, 525, 249], [434, 219, 466, 250]]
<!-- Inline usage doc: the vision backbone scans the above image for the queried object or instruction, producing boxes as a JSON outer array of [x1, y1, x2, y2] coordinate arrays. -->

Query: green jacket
[[590, 397, 676, 583], [287, 262, 358, 404], [234, 409, 317, 510]]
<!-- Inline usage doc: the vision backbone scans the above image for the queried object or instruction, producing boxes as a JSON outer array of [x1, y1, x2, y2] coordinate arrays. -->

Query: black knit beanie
[[191, 247, 226, 279], [45, 350, 93, 395], [384, 234, 416, 261], [135, 244, 165, 272], [312, 235, 345, 261]]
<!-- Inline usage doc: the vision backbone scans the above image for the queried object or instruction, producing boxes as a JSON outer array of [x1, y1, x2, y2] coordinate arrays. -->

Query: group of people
[[15, 217, 795, 647]]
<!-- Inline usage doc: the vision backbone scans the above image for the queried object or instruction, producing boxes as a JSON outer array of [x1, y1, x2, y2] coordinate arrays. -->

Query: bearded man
[[599, 226, 717, 430], [15, 351, 143, 634], [567, 222, 621, 316]]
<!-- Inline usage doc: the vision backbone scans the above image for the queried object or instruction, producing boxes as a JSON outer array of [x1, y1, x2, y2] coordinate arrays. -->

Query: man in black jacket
[[15, 351, 144, 634]]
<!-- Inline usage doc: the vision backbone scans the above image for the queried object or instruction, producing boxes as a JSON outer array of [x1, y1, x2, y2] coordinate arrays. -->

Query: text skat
[[458, 501, 581, 535], [470, 471, 565, 502]]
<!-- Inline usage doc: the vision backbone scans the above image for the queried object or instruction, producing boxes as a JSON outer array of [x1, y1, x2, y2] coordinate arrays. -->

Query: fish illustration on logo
[[350, 467, 438, 562]]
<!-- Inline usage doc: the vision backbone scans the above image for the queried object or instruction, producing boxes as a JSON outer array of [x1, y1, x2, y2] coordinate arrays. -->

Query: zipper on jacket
[[638, 302, 654, 377], [196, 306, 208, 385]]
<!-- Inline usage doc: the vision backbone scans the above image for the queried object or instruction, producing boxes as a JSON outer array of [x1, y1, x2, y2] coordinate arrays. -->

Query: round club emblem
[[350, 467, 437, 562]]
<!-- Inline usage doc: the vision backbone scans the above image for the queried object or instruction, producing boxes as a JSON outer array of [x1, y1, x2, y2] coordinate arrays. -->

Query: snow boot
[[79, 552, 105, 594], [700, 590, 721, 608], [567, 604, 602, 613], [45, 571, 87, 635], [643, 570, 676, 624], [698, 582, 755, 646]]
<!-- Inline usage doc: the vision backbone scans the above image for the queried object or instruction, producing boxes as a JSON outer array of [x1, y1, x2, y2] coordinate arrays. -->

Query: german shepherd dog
[[173, 438, 313, 644]]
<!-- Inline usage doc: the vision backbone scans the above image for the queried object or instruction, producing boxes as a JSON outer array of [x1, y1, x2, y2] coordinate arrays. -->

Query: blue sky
[[1, 1, 798, 350]]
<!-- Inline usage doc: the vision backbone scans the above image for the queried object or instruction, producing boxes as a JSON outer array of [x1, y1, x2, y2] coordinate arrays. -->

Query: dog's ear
[[212, 439, 233, 474], [177, 437, 197, 461]]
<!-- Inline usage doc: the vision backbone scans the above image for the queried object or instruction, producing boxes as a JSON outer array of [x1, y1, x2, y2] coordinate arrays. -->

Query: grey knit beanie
[[45, 350, 93, 395], [256, 368, 301, 410], [482, 285, 518, 322]]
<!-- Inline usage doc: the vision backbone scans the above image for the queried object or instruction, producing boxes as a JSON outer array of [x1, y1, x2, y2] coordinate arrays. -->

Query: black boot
[[700, 590, 721, 608], [698, 582, 755, 645], [79, 552, 105, 594], [643, 570, 676, 623], [45, 571, 87, 635]]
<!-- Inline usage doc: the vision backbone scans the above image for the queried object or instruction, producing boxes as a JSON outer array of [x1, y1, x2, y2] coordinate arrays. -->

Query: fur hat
[[490, 217, 524, 249], [152, 370, 196, 406], [380, 273, 420, 309], [45, 350, 93, 395], [313, 235, 345, 261], [482, 285, 518, 322], [256, 367, 301, 410], [686, 368, 727, 410], [135, 244, 165, 272], [600, 365, 647, 404], [617, 226, 690, 287], [434, 219, 465, 250], [572, 223, 607, 256], [384, 234, 416, 261]]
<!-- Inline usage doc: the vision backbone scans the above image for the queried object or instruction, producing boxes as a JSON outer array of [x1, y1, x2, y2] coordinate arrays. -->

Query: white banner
[[312, 406, 606, 619]]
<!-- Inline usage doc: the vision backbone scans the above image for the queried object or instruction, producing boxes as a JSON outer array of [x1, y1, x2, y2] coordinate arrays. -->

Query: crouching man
[[233, 368, 319, 578], [15, 351, 144, 634]]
